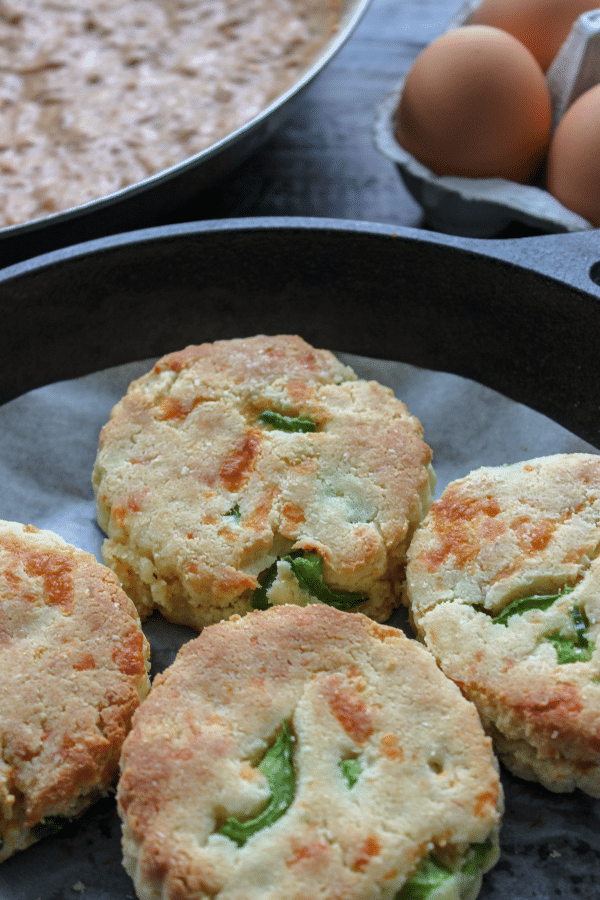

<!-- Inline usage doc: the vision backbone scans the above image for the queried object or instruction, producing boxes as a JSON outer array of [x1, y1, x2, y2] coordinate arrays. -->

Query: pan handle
[[443, 227, 600, 300]]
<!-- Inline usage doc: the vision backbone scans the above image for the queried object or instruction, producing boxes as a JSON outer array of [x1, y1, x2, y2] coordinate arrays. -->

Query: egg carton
[[374, 2, 600, 236]]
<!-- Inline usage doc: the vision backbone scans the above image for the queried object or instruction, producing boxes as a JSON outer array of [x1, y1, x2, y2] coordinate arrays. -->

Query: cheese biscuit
[[0, 520, 150, 862], [405, 453, 600, 796], [93, 335, 435, 630], [118, 603, 502, 900]]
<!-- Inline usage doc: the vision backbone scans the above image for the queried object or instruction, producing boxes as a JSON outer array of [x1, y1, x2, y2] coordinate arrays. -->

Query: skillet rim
[[1, 216, 599, 447]]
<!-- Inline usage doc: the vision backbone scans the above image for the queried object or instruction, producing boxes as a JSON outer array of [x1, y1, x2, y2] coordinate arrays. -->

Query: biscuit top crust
[[407, 453, 600, 616], [405, 454, 600, 789], [151, 335, 351, 384], [118, 603, 501, 900], [93, 335, 434, 628], [0, 520, 150, 836]]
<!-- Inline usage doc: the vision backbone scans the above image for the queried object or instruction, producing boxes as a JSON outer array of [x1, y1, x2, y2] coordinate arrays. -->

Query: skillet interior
[[1, 218, 600, 898], [1, 217, 600, 446]]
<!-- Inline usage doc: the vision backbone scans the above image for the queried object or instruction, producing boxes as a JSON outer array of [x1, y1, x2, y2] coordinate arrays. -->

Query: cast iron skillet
[[1, 216, 600, 445], [1, 218, 600, 899]]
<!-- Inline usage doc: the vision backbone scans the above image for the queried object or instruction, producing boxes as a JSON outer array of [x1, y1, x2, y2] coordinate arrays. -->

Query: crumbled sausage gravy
[[0, 0, 341, 227]]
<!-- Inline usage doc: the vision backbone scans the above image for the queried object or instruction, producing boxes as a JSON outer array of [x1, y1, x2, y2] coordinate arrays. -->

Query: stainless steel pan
[[1, 218, 599, 900]]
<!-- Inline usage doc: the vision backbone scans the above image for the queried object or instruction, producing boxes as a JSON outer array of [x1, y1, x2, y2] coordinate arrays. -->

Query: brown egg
[[546, 83, 600, 226], [469, 0, 600, 71], [395, 26, 552, 183]]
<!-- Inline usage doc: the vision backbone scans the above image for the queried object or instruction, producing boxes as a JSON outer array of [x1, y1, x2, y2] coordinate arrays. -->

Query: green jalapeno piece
[[395, 839, 495, 900], [258, 410, 316, 432], [251, 551, 366, 611], [395, 855, 453, 900], [251, 559, 278, 610], [339, 757, 361, 788], [250, 551, 303, 610], [288, 552, 367, 610], [30, 816, 67, 840], [218, 720, 295, 847], [492, 586, 573, 626], [545, 604, 594, 664]]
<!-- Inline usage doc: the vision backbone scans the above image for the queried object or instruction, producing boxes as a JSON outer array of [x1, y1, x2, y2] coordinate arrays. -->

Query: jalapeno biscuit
[[118, 602, 502, 900], [405, 453, 600, 796], [0, 520, 150, 863], [92, 335, 435, 630]]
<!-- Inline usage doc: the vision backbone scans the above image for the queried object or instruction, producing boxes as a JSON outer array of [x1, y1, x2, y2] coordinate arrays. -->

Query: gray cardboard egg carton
[[374, 1, 600, 236]]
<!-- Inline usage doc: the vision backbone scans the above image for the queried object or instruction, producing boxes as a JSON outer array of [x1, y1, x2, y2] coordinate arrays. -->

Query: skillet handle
[[390, 224, 600, 447], [460, 228, 600, 299]]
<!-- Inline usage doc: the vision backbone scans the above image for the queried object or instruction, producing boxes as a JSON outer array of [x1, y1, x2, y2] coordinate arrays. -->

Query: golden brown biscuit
[[118, 603, 502, 900], [0, 520, 151, 863], [93, 335, 435, 630], [405, 453, 600, 796]]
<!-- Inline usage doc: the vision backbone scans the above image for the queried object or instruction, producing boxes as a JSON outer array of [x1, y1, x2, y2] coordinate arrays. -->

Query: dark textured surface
[[0, 0, 370, 269]]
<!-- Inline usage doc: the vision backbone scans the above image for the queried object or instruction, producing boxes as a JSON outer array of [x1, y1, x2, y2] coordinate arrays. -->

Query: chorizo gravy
[[0, 0, 341, 227]]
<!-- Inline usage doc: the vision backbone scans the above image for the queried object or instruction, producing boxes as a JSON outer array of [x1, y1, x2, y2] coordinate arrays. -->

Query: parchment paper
[[1, 354, 599, 899]]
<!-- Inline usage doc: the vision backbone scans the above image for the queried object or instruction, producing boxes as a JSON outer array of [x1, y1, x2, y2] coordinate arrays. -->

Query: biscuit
[[405, 453, 600, 796], [117, 603, 502, 900], [92, 335, 435, 630], [0, 520, 151, 863]]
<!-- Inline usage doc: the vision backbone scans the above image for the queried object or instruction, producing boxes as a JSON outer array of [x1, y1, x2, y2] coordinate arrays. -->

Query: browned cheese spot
[[352, 833, 382, 871], [287, 833, 331, 870], [112, 488, 149, 527], [213, 567, 257, 596], [219, 430, 262, 491], [511, 515, 557, 554], [380, 732, 404, 762], [510, 682, 585, 742], [156, 396, 194, 421], [474, 786, 500, 818], [245, 489, 280, 530], [3, 566, 37, 604], [72, 652, 96, 671], [24, 551, 75, 614], [296, 349, 320, 372], [323, 674, 374, 745], [421, 489, 502, 571], [286, 380, 311, 404], [112, 630, 146, 676], [154, 345, 205, 374], [281, 501, 306, 527]]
